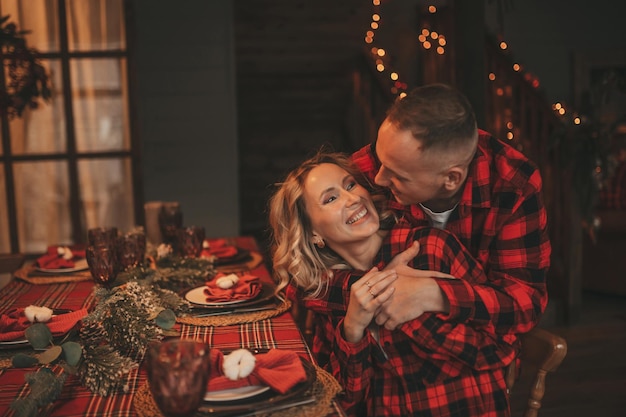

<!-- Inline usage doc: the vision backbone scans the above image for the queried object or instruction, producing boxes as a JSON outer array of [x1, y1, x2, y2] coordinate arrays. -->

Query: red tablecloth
[[0, 236, 342, 417]]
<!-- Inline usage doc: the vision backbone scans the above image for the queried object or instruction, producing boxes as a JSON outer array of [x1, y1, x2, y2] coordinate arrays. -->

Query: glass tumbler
[[146, 339, 211, 417]]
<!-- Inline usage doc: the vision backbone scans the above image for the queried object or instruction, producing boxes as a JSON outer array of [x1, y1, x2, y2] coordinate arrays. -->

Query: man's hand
[[375, 241, 454, 330], [384, 241, 455, 280], [375, 276, 449, 330]]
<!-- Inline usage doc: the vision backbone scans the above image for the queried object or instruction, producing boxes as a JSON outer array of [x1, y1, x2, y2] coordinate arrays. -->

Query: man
[[352, 83, 551, 337]]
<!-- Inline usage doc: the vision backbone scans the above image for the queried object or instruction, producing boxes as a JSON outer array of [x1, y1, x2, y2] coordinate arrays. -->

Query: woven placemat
[[177, 299, 292, 327], [14, 266, 92, 285], [133, 362, 342, 417]]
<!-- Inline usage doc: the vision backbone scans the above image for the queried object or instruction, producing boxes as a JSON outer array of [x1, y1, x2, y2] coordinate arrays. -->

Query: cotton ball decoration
[[24, 305, 54, 323], [222, 349, 256, 380], [215, 273, 240, 289]]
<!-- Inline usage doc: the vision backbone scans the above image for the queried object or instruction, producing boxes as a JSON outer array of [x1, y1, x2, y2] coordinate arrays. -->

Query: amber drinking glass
[[146, 339, 211, 417], [117, 232, 147, 270], [158, 204, 183, 246], [87, 227, 119, 248], [176, 226, 205, 258], [86, 245, 119, 288]]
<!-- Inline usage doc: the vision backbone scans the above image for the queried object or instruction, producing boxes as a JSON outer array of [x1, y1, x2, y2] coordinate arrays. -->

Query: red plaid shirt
[[352, 130, 551, 335], [296, 222, 516, 416]]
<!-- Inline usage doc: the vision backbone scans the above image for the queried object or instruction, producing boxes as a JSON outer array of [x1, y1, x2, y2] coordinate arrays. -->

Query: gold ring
[[369, 289, 376, 298]]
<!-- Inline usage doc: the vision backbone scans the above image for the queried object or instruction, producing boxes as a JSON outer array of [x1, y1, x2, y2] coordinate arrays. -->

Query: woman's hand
[[342, 267, 397, 343]]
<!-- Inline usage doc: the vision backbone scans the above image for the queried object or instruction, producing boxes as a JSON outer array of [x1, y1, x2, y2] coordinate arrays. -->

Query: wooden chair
[[0, 253, 25, 274], [0, 253, 26, 289], [506, 327, 568, 417]]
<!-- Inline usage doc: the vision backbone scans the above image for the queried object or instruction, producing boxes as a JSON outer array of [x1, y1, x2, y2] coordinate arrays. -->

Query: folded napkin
[[35, 246, 86, 269], [0, 308, 88, 342], [207, 349, 308, 394], [204, 273, 261, 303], [201, 239, 238, 259]]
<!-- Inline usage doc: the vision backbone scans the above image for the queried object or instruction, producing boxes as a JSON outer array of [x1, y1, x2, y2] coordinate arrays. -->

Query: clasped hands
[[343, 241, 454, 343]]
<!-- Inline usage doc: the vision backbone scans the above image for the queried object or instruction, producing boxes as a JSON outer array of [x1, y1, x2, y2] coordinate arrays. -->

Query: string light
[[366, 0, 580, 124], [364, 0, 409, 96]]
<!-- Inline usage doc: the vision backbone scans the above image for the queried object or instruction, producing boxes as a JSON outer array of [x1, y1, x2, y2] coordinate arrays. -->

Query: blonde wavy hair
[[268, 151, 394, 299]]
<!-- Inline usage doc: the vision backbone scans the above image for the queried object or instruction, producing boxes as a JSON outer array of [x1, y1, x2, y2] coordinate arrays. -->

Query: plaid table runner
[[0, 237, 340, 417]]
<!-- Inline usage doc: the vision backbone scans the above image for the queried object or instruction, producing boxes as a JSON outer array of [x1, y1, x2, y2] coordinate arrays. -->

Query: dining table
[[0, 236, 346, 417]]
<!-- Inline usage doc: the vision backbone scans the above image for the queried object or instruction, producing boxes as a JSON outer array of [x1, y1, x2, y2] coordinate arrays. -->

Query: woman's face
[[302, 163, 380, 249]]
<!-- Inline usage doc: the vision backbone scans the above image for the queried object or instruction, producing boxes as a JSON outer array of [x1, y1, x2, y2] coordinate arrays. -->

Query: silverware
[[206, 396, 316, 417], [192, 303, 277, 317]]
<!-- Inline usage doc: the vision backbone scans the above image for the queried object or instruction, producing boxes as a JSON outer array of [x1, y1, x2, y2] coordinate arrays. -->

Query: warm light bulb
[[422, 28, 430, 36], [438, 38, 446, 46], [500, 41, 508, 50], [365, 36, 373, 44], [423, 41, 432, 49], [506, 122, 513, 129], [428, 5, 437, 13], [377, 63, 385, 72], [373, 0, 380, 5], [399, 92, 407, 98], [489, 73, 496, 81], [390, 72, 399, 80], [574, 117, 581, 125], [507, 132, 514, 140], [366, 30, 374, 37], [554, 103, 562, 110], [496, 88, 504, 96], [513, 63, 520, 71], [371, 22, 379, 29], [377, 48, 386, 57], [558, 108, 566, 115], [431, 31, 439, 39], [372, 14, 380, 21], [418, 34, 427, 42], [436, 46, 444, 55]]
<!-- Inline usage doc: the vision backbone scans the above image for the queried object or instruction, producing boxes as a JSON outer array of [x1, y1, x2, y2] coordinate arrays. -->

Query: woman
[[269, 151, 517, 417]]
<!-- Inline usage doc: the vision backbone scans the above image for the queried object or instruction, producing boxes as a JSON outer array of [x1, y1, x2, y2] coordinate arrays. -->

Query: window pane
[[9, 60, 67, 155], [0, 165, 10, 252], [14, 160, 72, 253], [66, 0, 125, 51], [78, 157, 134, 232], [72, 58, 130, 152], [0, 0, 60, 52]]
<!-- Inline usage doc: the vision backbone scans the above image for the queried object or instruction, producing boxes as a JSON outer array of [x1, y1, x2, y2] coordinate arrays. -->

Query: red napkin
[[207, 349, 308, 394], [204, 273, 261, 302], [35, 246, 86, 269], [201, 239, 238, 259], [0, 308, 88, 342]]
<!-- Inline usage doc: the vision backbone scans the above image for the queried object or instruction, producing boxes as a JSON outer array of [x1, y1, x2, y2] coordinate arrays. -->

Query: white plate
[[34, 258, 89, 274], [185, 285, 260, 306], [0, 339, 30, 349], [204, 385, 270, 402]]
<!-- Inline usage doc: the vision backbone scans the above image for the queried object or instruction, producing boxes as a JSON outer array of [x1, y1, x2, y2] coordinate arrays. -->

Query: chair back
[[506, 327, 568, 417], [0, 253, 26, 274]]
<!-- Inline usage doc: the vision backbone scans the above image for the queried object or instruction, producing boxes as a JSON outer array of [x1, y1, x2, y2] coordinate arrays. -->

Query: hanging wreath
[[0, 15, 51, 118]]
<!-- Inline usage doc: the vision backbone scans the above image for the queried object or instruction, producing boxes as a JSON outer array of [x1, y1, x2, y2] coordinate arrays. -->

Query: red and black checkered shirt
[[297, 222, 517, 416], [352, 129, 551, 336]]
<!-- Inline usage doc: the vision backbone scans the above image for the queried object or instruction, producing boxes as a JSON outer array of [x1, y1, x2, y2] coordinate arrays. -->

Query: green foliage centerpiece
[[9, 249, 216, 417]]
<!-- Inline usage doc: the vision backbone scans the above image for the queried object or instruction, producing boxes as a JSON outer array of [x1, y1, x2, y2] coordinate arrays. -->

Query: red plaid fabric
[[352, 130, 551, 336], [0, 237, 325, 417], [298, 222, 516, 416]]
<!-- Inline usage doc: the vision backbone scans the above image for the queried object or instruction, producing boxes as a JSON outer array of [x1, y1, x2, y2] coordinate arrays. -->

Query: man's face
[[374, 120, 446, 206]]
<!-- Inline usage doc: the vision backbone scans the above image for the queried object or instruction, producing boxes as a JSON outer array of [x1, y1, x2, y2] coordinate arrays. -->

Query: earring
[[312, 236, 325, 249]]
